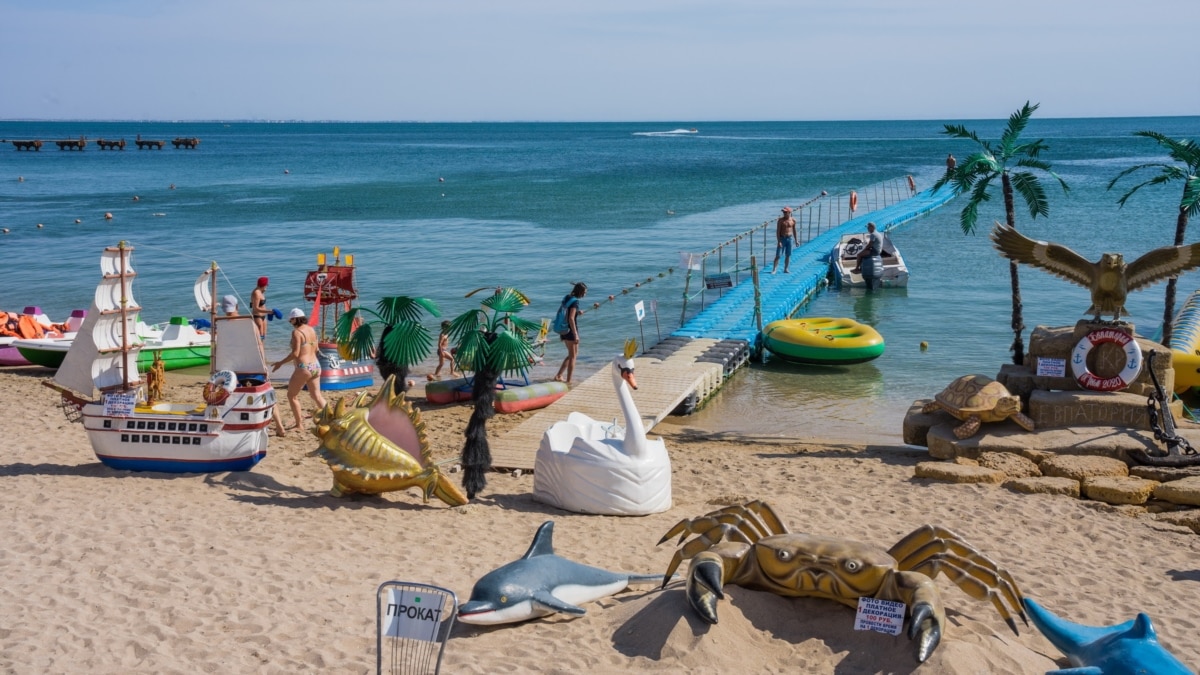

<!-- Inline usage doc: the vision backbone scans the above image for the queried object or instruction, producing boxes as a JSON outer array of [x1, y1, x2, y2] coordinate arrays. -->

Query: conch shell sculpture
[[312, 375, 468, 507]]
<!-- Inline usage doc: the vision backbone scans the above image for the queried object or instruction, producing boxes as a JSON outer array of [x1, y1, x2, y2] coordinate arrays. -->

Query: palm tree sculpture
[[1108, 132, 1200, 348], [932, 101, 1069, 365], [448, 287, 540, 500], [334, 296, 441, 394]]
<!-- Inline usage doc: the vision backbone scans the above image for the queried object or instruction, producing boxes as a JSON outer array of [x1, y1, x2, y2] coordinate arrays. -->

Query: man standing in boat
[[772, 206, 796, 274]]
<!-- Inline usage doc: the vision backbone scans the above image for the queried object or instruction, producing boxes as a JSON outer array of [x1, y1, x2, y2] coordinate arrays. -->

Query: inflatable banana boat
[[762, 317, 885, 365], [1170, 289, 1200, 392]]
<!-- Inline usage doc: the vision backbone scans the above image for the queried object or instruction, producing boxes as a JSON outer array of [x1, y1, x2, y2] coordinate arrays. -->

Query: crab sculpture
[[312, 375, 468, 507], [658, 500, 1027, 663]]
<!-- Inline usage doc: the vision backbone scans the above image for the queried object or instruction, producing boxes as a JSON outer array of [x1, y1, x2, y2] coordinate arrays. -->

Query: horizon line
[[1, 114, 1198, 125]]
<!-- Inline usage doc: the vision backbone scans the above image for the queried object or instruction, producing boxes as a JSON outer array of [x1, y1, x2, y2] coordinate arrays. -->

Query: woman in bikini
[[271, 308, 327, 431]]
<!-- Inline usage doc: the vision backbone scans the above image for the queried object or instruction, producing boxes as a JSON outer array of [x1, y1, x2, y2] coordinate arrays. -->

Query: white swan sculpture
[[533, 339, 672, 515]]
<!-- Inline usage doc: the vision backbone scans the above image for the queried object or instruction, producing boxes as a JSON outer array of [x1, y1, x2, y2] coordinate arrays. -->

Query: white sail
[[213, 316, 269, 374], [194, 268, 215, 313], [53, 301, 102, 397], [54, 245, 145, 397]]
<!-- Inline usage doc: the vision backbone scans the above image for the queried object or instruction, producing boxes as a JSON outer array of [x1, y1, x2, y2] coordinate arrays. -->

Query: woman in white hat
[[271, 308, 327, 431]]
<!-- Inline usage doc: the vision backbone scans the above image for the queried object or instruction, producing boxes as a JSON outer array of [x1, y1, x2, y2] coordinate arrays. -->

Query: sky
[[2, 0, 1197, 122]]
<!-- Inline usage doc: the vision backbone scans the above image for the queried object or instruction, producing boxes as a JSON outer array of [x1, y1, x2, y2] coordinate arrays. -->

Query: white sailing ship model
[[48, 242, 278, 472]]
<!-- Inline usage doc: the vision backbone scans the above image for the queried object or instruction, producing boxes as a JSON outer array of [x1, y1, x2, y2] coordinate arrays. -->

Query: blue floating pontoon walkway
[[673, 184, 956, 344], [487, 185, 956, 471]]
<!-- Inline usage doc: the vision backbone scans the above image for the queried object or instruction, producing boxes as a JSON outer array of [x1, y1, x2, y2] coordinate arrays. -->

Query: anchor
[[1128, 350, 1200, 467]]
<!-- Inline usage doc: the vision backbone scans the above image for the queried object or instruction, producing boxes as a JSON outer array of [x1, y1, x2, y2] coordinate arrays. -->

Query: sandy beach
[[3, 366, 1199, 674]]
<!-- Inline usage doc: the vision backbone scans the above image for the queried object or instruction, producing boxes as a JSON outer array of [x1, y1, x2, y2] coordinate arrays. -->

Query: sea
[[3, 117, 1199, 443]]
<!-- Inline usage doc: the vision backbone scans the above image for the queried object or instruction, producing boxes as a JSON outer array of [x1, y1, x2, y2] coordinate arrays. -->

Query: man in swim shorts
[[772, 206, 796, 273]]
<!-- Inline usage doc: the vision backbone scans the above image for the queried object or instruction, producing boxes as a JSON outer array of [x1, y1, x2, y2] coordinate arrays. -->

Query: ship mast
[[118, 241, 131, 392], [209, 260, 219, 372]]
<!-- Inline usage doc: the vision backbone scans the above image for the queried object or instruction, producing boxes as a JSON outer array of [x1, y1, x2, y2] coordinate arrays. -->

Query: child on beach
[[429, 320, 458, 381]]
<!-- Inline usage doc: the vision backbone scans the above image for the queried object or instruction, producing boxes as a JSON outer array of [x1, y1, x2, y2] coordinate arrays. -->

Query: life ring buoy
[[1070, 329, 1142, 392], [849, 191, 858, 212], [203, 369, 237, 405], [907, 175, 916, 192]]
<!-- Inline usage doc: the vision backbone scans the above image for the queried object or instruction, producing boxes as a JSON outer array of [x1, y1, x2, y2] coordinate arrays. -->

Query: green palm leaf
[[334, 307, 381, 359], [453, 328, 489, 372], [375, 296, 440, 325], [482, 287, 530, 314], [1000, 101, 1038, 150], [507, 315, 543, 335], [334, 306, 374, 343], [379, 321, 434, 367], [489, 330, 537, 374], [1010, 172, 1050, 219], [343, 326, 378, 360], [1184, 176, 1200, 217]]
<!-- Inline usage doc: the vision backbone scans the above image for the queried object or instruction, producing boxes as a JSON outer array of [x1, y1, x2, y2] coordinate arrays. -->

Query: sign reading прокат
[[853, 597, 905, 636], [381, 587, 444, 641]]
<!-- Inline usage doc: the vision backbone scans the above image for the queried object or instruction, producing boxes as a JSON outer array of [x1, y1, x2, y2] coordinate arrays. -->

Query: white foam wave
[[632, 128, 698, 137]]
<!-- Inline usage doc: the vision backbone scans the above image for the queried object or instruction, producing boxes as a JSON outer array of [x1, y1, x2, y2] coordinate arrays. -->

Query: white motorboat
[[830, 230, 910, 288], [46, 242, 277, 473]]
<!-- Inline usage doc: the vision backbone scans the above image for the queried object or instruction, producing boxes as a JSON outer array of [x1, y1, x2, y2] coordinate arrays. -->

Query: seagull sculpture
[[991, 222, 1200, 321]]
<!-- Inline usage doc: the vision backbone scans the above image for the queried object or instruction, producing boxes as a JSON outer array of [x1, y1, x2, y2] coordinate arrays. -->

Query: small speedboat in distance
[[762, 317, 885, 365], [831, 231, 909, 288]]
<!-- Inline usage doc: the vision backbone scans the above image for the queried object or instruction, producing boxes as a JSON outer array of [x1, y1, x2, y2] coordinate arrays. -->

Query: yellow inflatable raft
[[762, 317, 885, 365]]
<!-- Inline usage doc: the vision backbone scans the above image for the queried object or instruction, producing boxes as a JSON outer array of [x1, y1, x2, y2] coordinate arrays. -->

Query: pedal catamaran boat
[[47, 242, 277, 472]]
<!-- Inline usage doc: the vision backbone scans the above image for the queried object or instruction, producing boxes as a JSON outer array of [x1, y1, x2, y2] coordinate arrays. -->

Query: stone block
[[1082, 476, 1158, 505], [1003, 476, 1080, 498], [926, 423, 968, 460], [1130, 465, 1200, 482], [977, 451, 1041, 478], [902, 400, 940, 447], [1027, 324, 1080, 359], [1152, 476, 1200, 506], [1021, 322, 1173, 396], [996, 363, 1036, 400], [1040, 454, 1128, 481], [1028, 390, 1166, 430], [1154, 510, 1200, 534], [914, 462, 1005, 484], [920, 420, 1200, 466]]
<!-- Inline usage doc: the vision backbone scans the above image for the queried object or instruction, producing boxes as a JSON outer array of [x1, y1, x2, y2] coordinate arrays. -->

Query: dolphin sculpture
[[1023, 598, 1193, 675], [457, 521, 661, 625]]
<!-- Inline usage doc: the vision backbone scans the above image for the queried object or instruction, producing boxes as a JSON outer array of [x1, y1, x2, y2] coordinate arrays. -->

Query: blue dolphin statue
[[457, 521, 661, 625], [1023, 597, 1194, 675]]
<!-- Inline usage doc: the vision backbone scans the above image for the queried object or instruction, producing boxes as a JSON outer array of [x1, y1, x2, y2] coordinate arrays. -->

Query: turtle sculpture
[[922, 374, 1035, 439]]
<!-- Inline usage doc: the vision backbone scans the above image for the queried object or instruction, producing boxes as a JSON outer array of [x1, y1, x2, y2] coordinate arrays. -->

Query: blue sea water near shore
[[2, 117, 1199, 442]]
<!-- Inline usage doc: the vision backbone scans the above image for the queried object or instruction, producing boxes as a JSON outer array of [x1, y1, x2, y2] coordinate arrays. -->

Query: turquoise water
[[3, 118, 1199, 441]]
